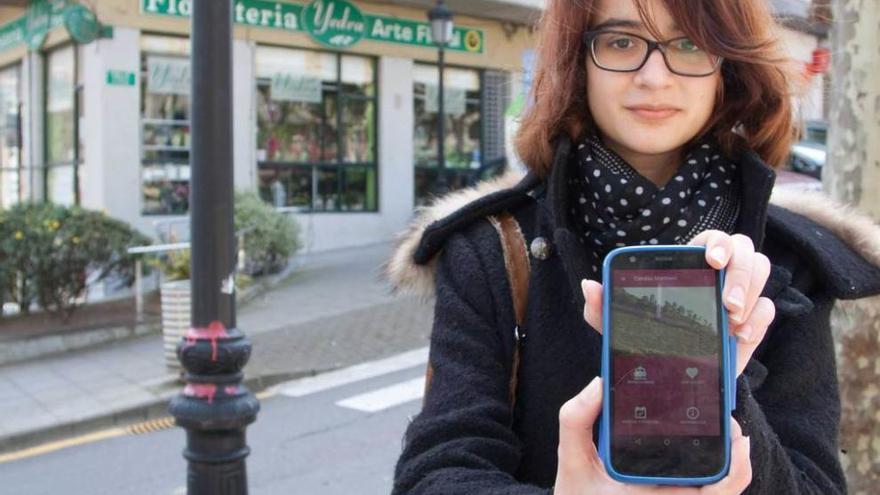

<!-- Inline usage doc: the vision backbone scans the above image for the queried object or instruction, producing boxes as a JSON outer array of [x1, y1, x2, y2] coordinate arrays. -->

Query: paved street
[[0, 348, 428, 494], [0, 241, 434, 457]]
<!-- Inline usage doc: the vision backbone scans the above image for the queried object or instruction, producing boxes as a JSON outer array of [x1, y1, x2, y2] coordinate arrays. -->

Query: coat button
[[530, 236, 552, 260]]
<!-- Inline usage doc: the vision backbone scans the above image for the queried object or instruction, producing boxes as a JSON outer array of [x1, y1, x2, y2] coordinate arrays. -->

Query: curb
[[0, 366, 332, 457], [0, 321, 160, 368], [0, 259, 303, 368]]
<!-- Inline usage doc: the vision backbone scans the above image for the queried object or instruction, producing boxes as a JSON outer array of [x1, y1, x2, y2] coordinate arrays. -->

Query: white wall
[[20, 51, 43, 202], [80, 27, 145, 233], [289, 56, 415, 254], [233, 39, 256, 192]]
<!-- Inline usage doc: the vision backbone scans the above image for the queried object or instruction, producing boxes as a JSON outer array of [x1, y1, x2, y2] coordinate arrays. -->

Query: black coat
[[384, 136, 880, 494]]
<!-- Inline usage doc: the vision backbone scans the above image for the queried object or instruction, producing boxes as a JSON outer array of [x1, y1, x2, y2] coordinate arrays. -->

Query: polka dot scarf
[[569, 134, 741, 278]]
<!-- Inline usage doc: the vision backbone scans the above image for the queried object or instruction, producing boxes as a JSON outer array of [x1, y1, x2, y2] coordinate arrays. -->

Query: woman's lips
[[626, 107, 680, 120]]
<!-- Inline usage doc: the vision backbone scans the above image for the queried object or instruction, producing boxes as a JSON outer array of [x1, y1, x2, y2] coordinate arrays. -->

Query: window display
[[45, 44, 79, 206], [0, 64, 21, 208], [140, 35, 191, 215], [256, 47, 377, 212], [413, 64, 482, 206]]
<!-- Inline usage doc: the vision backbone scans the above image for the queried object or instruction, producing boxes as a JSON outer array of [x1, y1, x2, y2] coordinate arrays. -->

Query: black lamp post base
[[170, 323, 259, 495]]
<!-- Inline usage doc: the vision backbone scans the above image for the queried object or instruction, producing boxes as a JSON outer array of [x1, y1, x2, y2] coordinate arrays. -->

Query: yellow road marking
[[0, 428, 127, 464], [256, 388, 276, 400], [0, 392, 277, 464]]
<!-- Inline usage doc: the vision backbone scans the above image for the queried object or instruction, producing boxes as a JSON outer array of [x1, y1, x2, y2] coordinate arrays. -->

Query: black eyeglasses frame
[[582, 30, 723, 78]]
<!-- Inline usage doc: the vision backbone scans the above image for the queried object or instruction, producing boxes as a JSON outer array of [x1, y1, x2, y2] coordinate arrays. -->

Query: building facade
[[0, 0, 826, 254]]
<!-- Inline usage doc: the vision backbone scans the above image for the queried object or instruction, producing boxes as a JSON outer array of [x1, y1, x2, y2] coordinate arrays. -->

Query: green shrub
[[234, 190, 301, 275], [150, 191, 299, 281], [159, 248, 191, 282], [152, 248, 252, 292], [0, 203, 150, 320]]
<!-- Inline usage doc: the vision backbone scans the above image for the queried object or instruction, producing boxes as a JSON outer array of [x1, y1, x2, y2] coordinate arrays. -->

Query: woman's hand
[[554, 378, 752, 495], [580, 231, 775, 376]]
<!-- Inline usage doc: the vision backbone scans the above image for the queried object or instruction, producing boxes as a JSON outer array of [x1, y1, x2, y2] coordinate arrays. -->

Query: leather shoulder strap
[[422, 212, 531, 412], [491, 213, 531, 327], [490, 212, 530, 412]]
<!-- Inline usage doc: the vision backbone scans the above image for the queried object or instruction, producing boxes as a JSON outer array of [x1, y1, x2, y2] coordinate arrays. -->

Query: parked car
[[801, 119, 828, 145], [788, 119, 827, 179], [789, 140, 825, 179]]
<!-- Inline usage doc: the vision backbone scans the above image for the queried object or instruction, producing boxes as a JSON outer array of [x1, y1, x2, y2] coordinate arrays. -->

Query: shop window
[[413, 64, 482, 207], [256, 47, 377, 212], [0, 64, 22, 209], [140, 35, 191, 215], [45, 44, 80, 206]]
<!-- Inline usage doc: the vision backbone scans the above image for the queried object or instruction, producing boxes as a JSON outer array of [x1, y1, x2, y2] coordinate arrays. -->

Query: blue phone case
[[598, 245, 737, 486]]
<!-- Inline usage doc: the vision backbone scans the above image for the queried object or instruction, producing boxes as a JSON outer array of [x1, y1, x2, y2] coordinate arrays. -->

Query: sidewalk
[[0, 241, 435, 454]]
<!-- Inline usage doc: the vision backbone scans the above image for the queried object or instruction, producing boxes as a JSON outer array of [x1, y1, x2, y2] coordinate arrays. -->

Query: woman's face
[[586, 0, 721, 162]]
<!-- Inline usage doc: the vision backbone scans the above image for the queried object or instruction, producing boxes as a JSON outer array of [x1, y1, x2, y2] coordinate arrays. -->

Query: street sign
[[106, 70, 136, 86]]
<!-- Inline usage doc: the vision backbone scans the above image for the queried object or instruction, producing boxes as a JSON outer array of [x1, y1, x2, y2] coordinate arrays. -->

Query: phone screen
[[608, 250, 725, 478]]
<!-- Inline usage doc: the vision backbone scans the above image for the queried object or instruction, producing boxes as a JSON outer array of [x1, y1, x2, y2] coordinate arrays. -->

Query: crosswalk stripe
[[272, 347, 429, 398], [336, 377, 425, 413]]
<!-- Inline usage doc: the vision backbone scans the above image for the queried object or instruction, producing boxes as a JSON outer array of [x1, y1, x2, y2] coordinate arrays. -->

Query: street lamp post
[[428, 0, 454, 196], [168, 1, 259, 494]]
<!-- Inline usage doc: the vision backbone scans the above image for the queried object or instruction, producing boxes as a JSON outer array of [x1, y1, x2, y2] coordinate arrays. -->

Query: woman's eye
[[672, 38, 700, 52], [608, 37, 636, 49]]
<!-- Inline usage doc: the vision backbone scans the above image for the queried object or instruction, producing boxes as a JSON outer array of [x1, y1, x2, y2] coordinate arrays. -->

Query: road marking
[[255, 388, 275, 400], [271, 347, 428, 398], [336, 377, 425, 413], [125, 416, 176, 435], [0, 428, 127, 464]]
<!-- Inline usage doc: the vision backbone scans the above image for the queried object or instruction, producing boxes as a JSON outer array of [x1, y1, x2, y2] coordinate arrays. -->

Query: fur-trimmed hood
[[381, 169, 527, 301], [382, 168, 880, 301]]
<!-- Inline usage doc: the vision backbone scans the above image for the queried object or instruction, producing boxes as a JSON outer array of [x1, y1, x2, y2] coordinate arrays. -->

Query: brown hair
[[514, 0, 797, 176]]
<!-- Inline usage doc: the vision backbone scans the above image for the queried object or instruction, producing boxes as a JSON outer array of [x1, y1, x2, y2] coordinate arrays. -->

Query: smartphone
[[598, 245, 737, 485]]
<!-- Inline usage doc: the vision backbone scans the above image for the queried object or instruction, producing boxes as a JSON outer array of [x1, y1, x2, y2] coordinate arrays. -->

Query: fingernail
[[727, 287, 745, 310], [581, 279, 588, 294], [710, 246, 726, 265], [587, 376, 601, 396], [737, 323, 753, 342]]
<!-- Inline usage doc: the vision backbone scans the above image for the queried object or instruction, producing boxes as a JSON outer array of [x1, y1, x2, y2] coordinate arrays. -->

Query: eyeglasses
[[583, 30, 723, 77]]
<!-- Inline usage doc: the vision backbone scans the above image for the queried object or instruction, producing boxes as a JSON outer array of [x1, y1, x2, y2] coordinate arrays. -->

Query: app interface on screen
[[610, 268, 722, 455]]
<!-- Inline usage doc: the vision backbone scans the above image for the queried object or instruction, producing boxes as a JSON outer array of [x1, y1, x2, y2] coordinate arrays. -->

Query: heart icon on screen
[[686, 368, 699, 379]]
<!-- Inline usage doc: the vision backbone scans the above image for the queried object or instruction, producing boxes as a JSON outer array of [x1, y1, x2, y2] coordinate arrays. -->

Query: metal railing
[[126, 227, 253, 322]]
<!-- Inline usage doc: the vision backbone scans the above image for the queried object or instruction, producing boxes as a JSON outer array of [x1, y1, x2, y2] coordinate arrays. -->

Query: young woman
[[384, 0, 880, 493]]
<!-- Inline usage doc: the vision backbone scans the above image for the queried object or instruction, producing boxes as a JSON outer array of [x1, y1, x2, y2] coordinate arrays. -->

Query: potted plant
[[157, 248, 191, 371]]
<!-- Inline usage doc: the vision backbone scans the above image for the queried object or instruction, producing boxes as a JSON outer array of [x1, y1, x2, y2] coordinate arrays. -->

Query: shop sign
[[147, 56, 191, 95], [302, 0, 365, 48], [425, 84, 466, 116], [0, 19, 25, 54], [141, 0, 484, 54], [64, 4, 104, 44], [107, 70, 137, 87], [270, 73, 322, 103], [367, 16, 482, 53], [0, 1, 103, 53], [24, 0, 52, 50]]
